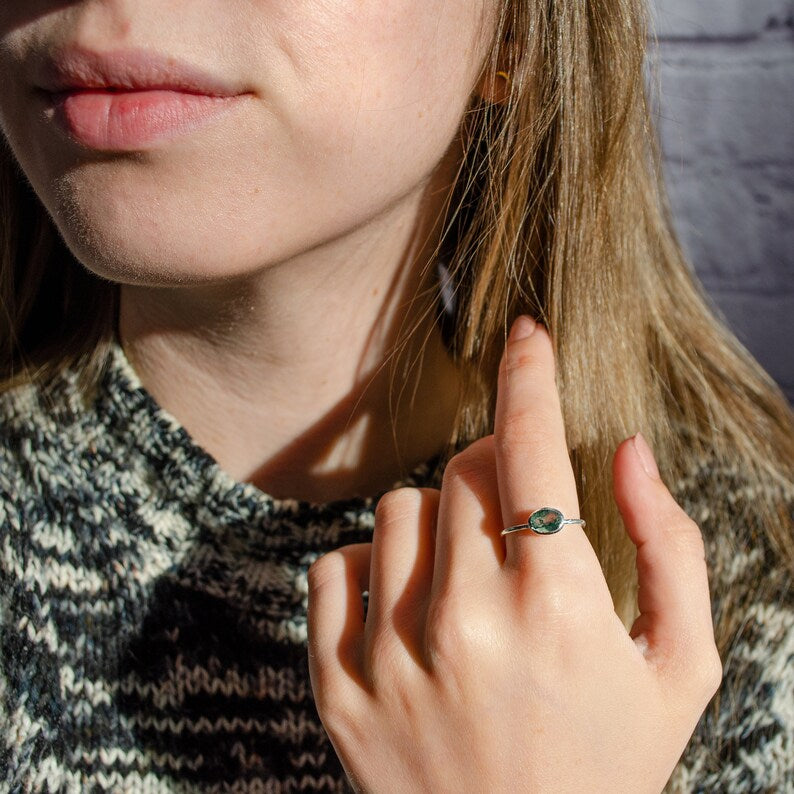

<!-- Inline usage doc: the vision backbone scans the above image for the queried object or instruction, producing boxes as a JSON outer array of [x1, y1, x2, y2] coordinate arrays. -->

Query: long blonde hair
[[401, 0, 794, 637], [1, 0, 792, 700]]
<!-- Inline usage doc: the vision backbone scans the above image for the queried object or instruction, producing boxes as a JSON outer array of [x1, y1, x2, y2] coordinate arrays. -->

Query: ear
[[474, 36, 519, 106], [476, 69, 512, 105]]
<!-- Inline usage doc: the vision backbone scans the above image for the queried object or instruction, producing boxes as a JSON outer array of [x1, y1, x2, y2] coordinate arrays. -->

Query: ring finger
[[494, 317, 601, 580]]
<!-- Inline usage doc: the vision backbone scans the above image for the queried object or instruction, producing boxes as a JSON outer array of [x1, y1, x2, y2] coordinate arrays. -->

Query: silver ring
[[501, 507, 586, 536]]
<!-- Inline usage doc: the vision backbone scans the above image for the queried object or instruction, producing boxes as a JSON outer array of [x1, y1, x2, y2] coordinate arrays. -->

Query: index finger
[[493, 316, 597, 576]]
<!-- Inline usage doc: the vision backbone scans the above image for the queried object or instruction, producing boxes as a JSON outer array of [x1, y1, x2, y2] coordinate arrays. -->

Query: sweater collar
[[92, 338, 443, 536]]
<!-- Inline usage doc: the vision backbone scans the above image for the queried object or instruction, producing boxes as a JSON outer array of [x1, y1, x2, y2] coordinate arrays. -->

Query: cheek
[[274, 0, 488, 187]]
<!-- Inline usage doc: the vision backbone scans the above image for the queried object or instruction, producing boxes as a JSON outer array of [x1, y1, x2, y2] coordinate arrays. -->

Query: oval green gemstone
[[528, 508, 564, 534]]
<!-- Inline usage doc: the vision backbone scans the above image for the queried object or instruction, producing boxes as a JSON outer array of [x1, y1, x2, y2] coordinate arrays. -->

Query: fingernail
[[632, 432, 660, 480], [510, 315, 536, 341]]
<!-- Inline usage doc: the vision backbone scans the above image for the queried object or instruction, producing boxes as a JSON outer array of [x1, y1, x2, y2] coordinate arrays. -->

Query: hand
[[306, 316, 722, 794]]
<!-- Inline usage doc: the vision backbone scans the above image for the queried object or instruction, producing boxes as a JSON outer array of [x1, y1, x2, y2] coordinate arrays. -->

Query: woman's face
[[0, 1, 494, 285]]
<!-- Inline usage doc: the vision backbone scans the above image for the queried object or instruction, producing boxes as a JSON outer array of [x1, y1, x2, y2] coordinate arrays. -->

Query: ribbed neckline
[[93, 339, 444, 530]]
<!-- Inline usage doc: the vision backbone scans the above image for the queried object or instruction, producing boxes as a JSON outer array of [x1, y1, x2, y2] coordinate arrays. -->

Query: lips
[[35, 45, 243, 97], [33, 45, 249, 149]]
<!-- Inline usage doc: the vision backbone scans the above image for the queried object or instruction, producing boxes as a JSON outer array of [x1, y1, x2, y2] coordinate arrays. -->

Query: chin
[[55, 217, 268, 288], [46, 187, 276, 288]]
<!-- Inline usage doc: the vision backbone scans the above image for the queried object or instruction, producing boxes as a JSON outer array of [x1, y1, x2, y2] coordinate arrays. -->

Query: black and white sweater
[[0, 341, 792, 793]]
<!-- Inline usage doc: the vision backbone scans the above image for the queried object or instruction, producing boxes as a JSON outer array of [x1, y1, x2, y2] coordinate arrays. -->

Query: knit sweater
[[0, 342, 792, 793]]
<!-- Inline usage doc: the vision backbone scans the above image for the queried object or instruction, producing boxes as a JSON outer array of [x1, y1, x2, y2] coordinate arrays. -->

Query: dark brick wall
[[651, 0, 793, 402]]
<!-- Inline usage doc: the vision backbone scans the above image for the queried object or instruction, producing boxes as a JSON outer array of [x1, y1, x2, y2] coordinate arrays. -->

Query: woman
[[0, 0, 791, 791]]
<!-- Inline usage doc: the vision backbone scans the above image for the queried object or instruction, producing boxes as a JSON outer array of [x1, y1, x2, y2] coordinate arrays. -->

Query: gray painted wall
[[651, 0, 793, 402]]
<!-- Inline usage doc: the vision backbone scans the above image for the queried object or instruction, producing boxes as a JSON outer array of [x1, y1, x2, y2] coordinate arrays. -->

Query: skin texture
[[0, 1, 492, 283], [0, 3, 721, 790], [0, 0, 494, 500], [308, 317, 722, 792]]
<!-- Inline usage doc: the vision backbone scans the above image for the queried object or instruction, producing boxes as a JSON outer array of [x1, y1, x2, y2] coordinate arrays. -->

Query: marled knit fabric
[[0, 342, 792, 793]]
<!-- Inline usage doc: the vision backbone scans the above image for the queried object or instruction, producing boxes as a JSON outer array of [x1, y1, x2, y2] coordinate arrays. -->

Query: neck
[[118, 184, 462, 503]]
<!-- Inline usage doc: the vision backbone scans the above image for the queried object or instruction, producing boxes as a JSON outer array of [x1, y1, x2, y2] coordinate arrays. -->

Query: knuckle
[[442, 447, 493, 490], [662, 515, 706, 557], [424, 596, 475, 670], [667, 636, 724, 704], [501, 346, 546, 380], [695, 646, 724, 696], [375, 487, 424, 525], [441, 452, 471, 480], [495, 422, 559, 458], [316, 693, 365, 744], [306, 551, 343, 591], [677, 513, 702, 536]]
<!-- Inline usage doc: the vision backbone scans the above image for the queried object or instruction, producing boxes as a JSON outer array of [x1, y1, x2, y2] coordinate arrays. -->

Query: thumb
[[613, 434, 718, 679]]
